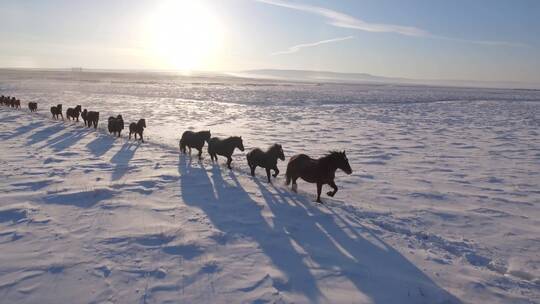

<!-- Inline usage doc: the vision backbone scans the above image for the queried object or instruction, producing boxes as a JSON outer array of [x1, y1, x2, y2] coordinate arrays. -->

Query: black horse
[[14, 99, 20, 109], [108, 115, 124, 137], [50, 104, 63, 120], [179, 130, 211, 159], [28, 102, 38, 112], [66, 105, 82, 121], [285, 151, 352, 203], [87, 111, 99, 129], [247, 143, 285, 183], [129, 119, 146, 142], [208, 136, 245, 169]]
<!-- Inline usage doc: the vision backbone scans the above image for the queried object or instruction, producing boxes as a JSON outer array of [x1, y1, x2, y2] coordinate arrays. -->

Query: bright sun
[[145, 0, 224, 71]]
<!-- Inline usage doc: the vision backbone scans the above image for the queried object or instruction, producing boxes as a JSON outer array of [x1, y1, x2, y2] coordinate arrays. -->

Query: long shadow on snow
[[178, 156, 323, 302], [43, 127, 93, 152], [26, 123, 65, 146], [0, 121, 44, 140], [255, 179, 462, 303], [43, 188, 115, 208], [179, 156, 461, 303], [86, 134, 115, 158], [110, 142, 139, 181]]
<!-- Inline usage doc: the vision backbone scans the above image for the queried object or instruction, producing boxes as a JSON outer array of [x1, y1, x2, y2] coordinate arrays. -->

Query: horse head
[[139, 119, 146, 128], [201, 130, 211, 142], [277, 144, 285, 161], [270, 144, 285, 161], [237, 136, 245, 151], [336, 151, 352, 175]]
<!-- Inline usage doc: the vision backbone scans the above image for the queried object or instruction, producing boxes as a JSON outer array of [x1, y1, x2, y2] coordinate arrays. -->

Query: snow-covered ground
[[0, 70, 539, 303]]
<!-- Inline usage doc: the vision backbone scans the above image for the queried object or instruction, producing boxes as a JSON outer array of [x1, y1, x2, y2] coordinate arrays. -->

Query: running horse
[[286, 151, 352, 203]]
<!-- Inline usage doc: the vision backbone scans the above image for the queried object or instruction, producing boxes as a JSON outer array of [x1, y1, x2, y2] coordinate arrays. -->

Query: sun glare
[[145, 0, 224, 71]]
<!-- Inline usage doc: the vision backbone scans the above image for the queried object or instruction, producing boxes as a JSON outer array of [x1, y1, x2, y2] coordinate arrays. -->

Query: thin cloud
[[256, 0, 524, 47], [272, 36, 354, 55]]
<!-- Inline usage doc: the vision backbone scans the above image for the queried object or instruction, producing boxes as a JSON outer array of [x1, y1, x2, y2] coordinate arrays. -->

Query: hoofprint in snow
[[0, 71, 539, 303]]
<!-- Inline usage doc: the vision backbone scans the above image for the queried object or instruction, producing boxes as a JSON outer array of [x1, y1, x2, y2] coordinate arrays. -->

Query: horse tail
[[179, 138, 186, 153], [246, 151, 252, 167], [285, 163, 292, 185]]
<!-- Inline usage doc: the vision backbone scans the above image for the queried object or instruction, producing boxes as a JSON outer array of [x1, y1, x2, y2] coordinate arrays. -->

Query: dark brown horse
[[108, 115, 124, 137], [86, 111, 99, 129], [50, 104, 63, 120], [179, 130, 211, 159], [129, 119, 146, 142], [81, 109, 88, 126], [66, 105, 82, 121], [14, 99, 20, 109], [208, 136, 245, 169], [28, 102, 38, 112], [286, 151, 352, 203], [247, 143, 285, 183]]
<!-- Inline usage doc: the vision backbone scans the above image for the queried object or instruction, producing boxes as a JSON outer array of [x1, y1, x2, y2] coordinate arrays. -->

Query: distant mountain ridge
[[236, 69, 540, 90]]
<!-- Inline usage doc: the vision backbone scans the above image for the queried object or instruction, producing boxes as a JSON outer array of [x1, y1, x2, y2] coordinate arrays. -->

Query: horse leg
[[250, 165, 256, 176], [292, 177, 298, 192], [316, 182, 323, 203], [140, 132, 144, 143], [188, 147, 192, 155], [265, 168, 271, 183], [327, 181, 338, 197], [197, 148, 202, 160], [273, 166, 279, 178], [227, 157, 232, 169]]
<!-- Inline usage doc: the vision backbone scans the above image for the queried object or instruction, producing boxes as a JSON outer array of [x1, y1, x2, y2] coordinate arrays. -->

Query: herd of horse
[[1, 95, 353, 203]]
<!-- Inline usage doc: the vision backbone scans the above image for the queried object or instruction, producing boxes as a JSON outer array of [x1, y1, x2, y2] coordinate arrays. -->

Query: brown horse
[[286, 151, 352, 203], [108, 115, 124, 137], [208, 136, 245, 169], [129, 119, 146, 142], [28, 102, 38, 112], [246, 143, 285, 183], [66, 105, 82, 121], [86, 111, 99, 129], [179, 130, 211, 159], [50, 104, 63, 120], [81, 109, 88, 126]]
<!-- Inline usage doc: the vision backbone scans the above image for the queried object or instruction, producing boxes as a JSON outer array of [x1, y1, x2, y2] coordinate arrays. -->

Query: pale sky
[[1, 0, 539, 83]]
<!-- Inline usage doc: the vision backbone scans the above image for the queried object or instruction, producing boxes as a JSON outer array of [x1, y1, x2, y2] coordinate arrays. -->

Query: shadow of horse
[[44, 127, 93, 152], [0, 121, 44, 140], [86, 135, 115, 158], [26, 123, 66, 146], [110, 142, 139, 181], [178, 156, 323, 302], [179, 157, 461, 303], [256, 180, 461, 303]]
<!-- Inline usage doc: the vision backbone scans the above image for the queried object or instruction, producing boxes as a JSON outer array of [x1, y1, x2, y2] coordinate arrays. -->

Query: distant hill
[[234, 69, 540, 90]]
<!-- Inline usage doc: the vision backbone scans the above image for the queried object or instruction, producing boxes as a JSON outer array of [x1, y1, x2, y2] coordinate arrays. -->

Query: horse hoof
[[327, 191, 335, 197]]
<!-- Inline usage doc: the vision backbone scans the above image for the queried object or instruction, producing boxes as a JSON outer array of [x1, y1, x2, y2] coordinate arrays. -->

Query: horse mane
[[323, 151, 344, 159], [320, 151, 346, 167], [226, 136, 242, 143], [197, 130, 211, 137], [267, 144, 282, 154]]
